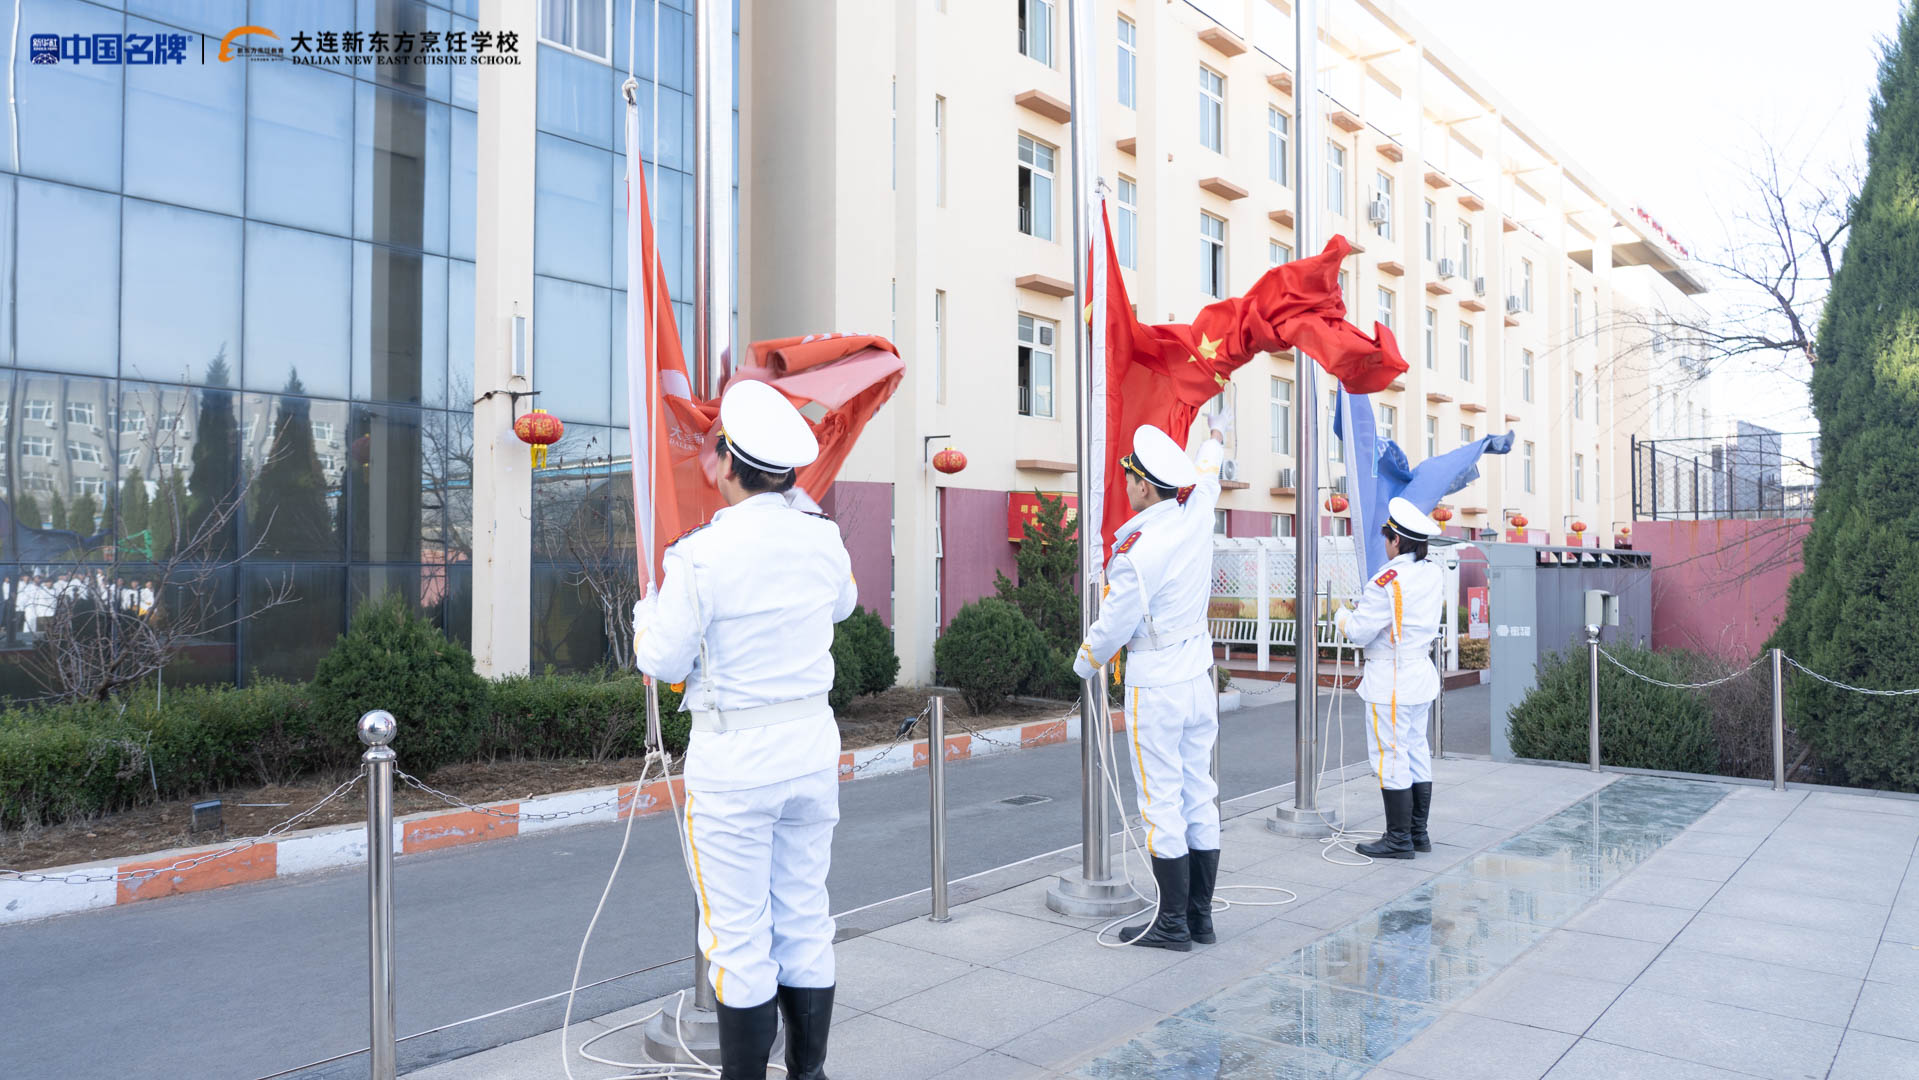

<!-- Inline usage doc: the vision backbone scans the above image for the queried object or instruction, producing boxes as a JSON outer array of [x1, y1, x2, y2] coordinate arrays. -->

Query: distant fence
[[1631, 433, 1817, 521]]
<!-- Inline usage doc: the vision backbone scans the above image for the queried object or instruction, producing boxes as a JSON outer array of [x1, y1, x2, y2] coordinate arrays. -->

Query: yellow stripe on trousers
[[1129, 686, 1156, 857], [683, 793, 726, 1004]]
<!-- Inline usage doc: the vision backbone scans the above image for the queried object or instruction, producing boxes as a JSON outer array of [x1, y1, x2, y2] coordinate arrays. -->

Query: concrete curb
[[1, 706, 1116, 926]]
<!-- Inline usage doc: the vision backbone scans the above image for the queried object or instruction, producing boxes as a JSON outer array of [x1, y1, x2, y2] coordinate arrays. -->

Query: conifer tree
[[1770, 6, 1919, 790], [246, 372, 337, 558]]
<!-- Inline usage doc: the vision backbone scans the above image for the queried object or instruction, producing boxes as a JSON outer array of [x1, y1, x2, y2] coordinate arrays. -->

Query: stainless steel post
[[1770, 647, 1786, 791], [1587, 625, 1602, 772], [358, 711, 398, 1080], [1046, 0, 1132, 919], [929, 696, 951, 922], [693, 0, 732, 398], [1431, 636, 1446, 759], [1270, 0, 1334, 837]]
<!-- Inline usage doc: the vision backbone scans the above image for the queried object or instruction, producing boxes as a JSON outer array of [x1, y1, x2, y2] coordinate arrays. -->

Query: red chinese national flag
[[1092, 208, 1406, 558]]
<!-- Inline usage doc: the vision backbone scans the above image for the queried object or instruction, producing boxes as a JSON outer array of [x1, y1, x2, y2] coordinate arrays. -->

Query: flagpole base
[[640, 999, 772, 1066], [1046, 873, 1141, 918], [1268, 804, 1339, 838]]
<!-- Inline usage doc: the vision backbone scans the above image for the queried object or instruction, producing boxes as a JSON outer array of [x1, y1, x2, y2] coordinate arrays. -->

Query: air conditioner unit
[[1277, 467, 1296, 489], [1221, 459, 1239, 481], [1473, 276, 1488, 297], [1436, 258, 1458, 280], [1505, 295, 1524, 314], [1366, 197, 1390, 225], [1329, 474, 1349, 494]]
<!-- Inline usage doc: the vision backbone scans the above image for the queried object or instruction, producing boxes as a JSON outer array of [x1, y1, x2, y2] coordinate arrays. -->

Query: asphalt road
[[0, 683, 1491, 1080]]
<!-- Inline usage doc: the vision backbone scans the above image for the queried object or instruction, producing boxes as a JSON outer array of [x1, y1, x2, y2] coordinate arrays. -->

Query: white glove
[[1073, 649, 1097, 681], [1333, 606, 1352, 638]]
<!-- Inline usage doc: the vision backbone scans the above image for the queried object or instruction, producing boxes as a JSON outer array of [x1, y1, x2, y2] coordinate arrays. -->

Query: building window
[[118, 447, 139, 467], [73, 476, 105, 498], [1017, 314, 1056, 417], [1198, 66, 1225, 153], [1200, 212, 1227, 299], [1019, 0, 1053, 64], [1574, 452, 1586, 501], [1272, 513, 1295, 537], [312, 420, 336, 443], [67, 441, 103, 464], [1377, 403, 1398, 444], [1425, 415, 1438, 458], [1373, 170, 1393, 239], [1270, 376, 1292, 455], [65, 401, 95, 426], [20, 435, 53, 459], [1422, 199, 1435, 261], [1521, 349, 1534, 402], [1458, 322, 1473, 381], [1269, 240, 1293, 266], [1523, 441, 1535, 492], [1017, 135, 1056, 240], [934, 290, 947, 403], [1423, 307, 1436, 370], [1117, 16, 1137, 109], [1459, 423, 1474, 448], [1521, 258, 1534, 312], [1376, 287, 1395, 332], [1268, 108, 1290, 185], [1327, 391, 1344, 462], [1457, 220, 1472, 277], [1573, 371, 1585, 419], [541, 0, 610, 59], [1326, 142, 1346, 216], [934, 96, 946, 207], [1331, 516, 1352, 536], [1338, 270, 1350, 309], [23, 399, 53, 422], [1213, 509, 1229, 535], [1117, 176, 1139, 269], [1573, 290, 1584, 336]]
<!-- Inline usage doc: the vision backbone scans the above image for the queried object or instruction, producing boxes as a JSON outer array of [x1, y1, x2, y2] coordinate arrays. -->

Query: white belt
[[1128, 619, 1211, 653], [689, 692, 830, 734]]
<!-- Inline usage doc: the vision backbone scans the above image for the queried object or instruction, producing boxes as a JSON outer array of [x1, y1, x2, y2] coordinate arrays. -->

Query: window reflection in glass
[[126, 0, 246, 35], [247, 61, 354, 236], [448, 258, 475, 410], [243, 564, 345, 682], [17, 180, 119, 376], [443, 399, 473, 563], [242, 391, 347, 560], [15, 0, 122, 190], [351, 564, 449, 634], [125, 17, 245, 215], [535, 133, 614, 287], [244, 223, 351, 398], [532, 275, 613, 425], [451, 107, 478, 261], [538, 45, 615, 148], [351, 244, 443, 406], [346, 402, 428, 564], [353, 84, 449, 254], [123, 200, 243, 386]]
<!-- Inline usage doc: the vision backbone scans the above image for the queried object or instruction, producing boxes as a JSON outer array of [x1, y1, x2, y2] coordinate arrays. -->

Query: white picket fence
[[1210, 535, 1459, 670]]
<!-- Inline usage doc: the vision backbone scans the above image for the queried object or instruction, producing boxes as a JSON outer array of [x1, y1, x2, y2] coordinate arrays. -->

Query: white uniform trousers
[[1122, 670, 1221, 859], [683, 766, 839, 1008], [1364, 700, 1432, 790]]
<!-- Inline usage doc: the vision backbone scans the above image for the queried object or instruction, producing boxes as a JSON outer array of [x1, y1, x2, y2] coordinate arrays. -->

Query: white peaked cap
[[1387, 496, 1443, 540], [1128, 424, 1200, 489], [719, 380, 819, 472]]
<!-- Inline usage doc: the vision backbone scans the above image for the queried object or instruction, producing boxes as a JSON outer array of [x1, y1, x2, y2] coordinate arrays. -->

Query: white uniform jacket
[[1336, 552, 1444, 706], [1077, 439, 1224, 688], [634, 492, 859, 791]]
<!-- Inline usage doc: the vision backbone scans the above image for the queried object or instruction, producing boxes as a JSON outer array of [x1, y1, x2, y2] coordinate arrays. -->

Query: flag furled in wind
[[1093, 215, 1409, 558], [625, 102, 904, 581], [1333, 389, 1516, 579]]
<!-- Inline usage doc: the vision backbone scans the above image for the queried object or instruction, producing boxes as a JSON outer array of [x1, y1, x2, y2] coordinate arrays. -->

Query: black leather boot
[[776, 984, 834, 1080], [716, 996, 779, 1080], [1186, 849, 1221, 944], [1356, 787, 1416, 860], [1410, 781, 1433, 853], [1120, 855, 1193, 951]]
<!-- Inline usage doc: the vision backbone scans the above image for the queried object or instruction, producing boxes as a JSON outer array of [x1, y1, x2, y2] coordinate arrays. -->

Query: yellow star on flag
[[1197, 333, 1222, 361], [1083, 302, 1094, 325], [1213, 373, 1228, 388]]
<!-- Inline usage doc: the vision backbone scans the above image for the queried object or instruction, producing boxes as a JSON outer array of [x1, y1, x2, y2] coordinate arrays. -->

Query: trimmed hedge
[[483, 669, 686, 762], [311, 595, 490, 774], [934, 598, 1045, 715], [1507, 642, 1716, 774], [830, 607, 900, 711]]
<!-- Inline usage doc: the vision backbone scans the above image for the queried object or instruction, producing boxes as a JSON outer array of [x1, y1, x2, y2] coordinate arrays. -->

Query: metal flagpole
[[1047, 0, 1134, 919], [1271, 0, 1336, 837]]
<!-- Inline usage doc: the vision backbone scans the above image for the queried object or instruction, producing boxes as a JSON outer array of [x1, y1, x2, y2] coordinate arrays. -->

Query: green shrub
[[1507, 642, 1716, 774], [841, 607, 900, 697], [1458, 638, 1490, 670], [934, 598, 1044, 715], [310, 595, 489, 774], [994, 493, 1082, 699], [482, 668, 687, 761]]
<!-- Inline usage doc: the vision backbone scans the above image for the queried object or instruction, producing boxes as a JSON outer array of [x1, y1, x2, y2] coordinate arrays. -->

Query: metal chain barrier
[[943, 697, 1082, 751], [848, 702, 931, 776], [0, 772, 366, 884], [1598, 647, 1764, 690], [395, 771, 638, 822], [1784, 656, 1919, 697]]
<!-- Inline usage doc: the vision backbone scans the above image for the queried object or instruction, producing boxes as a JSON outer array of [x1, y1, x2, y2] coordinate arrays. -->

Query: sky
[[1430, 0, 1904, 437]]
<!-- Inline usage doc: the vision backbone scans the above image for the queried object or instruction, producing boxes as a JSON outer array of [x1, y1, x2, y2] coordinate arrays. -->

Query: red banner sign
[[1007, 492, 1079, 541]]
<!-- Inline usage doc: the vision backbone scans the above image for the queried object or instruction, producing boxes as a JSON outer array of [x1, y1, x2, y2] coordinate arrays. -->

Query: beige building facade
[[740, 0, 1705, 684]]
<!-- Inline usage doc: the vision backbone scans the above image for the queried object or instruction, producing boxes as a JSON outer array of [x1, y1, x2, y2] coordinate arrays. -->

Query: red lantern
[[514, 409, 565, 469], [1431, 505, 1454, 523], [1618, 525, 1631, 536], [350, 433, 371, 466], [1325, 494, 1349, 514], [1570, 520, 1587, 533], [932, 447, 967, 474], [1511, 514, 1529, 529]]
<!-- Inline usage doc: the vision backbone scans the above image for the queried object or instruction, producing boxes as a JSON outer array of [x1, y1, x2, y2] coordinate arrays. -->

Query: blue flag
[[1334, 390, 1516, 578]]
